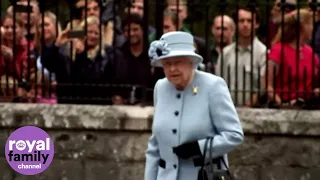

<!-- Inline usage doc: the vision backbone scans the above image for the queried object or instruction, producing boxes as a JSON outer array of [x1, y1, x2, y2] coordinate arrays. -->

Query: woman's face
[[2, 17, 23, 42], [86, 23, 99, 47], [38, 16, 57, 43], [162, 56, 194, 89], [17, 1, 39, 26]]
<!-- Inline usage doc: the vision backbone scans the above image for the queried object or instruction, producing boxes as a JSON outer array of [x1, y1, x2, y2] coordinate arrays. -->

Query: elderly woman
[[145, 31, 244, 180]]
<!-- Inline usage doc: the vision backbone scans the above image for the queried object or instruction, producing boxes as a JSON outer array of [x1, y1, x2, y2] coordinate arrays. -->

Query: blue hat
[[148, 31, 203, 67]]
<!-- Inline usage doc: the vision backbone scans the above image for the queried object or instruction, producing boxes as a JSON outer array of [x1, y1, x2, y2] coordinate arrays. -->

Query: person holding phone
[[41, 16, 115, 105], [65, 0, 123, 47], [7, 0, 40, 40]]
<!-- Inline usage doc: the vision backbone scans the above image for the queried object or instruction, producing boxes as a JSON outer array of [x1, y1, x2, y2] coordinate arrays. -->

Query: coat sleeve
[[144, 80, 160, 180], [198, 77, 244, 158]]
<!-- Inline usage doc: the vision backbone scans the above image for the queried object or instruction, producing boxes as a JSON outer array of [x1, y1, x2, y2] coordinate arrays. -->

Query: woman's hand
[[73, 38, 85, 54], [55, 30, 71, 47], [267, 85, 282, 105], [1, 45, 13, 59], [172, 141, 201, 159], [274, 95, 282, 105]]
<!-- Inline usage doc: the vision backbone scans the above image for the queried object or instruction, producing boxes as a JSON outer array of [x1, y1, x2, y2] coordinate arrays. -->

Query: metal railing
[[0, 0, 319, 109]]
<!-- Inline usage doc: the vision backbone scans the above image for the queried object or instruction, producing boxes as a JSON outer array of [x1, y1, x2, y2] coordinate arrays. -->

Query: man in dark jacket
[[108, 13, 160, 105]]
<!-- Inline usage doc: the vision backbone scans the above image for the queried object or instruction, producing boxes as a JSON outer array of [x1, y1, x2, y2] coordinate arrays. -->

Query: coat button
[[172, 129, 177, 134], [174, 111, 179, 116], [176, 94, 181, 99], [173, 164, 177, 169]]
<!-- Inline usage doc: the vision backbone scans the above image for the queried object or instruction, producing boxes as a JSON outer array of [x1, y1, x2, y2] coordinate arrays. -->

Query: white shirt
[[215, 37, 267, 105]]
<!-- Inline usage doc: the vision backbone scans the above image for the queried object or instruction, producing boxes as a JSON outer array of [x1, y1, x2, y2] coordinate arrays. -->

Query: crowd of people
[[0, 0, 320, 109]]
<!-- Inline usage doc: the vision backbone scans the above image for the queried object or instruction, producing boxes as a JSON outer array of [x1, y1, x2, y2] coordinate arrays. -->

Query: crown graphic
[[17, 143, 25, 148]]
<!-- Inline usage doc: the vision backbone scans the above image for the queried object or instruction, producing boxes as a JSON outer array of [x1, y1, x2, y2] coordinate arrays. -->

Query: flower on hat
[[148, 40, 170, 60]]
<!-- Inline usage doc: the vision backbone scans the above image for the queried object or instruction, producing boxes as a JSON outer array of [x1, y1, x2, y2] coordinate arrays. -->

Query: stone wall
[[0, 103, 319, 180]]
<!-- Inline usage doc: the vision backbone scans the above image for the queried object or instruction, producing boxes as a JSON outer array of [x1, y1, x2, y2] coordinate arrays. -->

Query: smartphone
[[67, 30, 86, 38], [15, 4, 33, 13]]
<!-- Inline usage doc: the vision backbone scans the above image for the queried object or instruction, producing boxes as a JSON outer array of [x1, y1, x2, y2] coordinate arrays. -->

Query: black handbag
[[197, 137, 232, 180]]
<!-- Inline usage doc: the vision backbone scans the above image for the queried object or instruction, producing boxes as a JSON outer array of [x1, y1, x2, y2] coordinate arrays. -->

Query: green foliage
[[1, 0, 10, 15]]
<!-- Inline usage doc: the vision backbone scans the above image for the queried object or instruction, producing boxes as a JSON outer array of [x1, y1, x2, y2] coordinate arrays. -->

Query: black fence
[[0, 0, 320, 109]]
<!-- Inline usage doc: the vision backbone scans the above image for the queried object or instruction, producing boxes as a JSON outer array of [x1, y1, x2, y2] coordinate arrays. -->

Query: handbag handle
[[207, 137, 232, 177], [201, 137, 210, 179], [209, 137, 214, 172]]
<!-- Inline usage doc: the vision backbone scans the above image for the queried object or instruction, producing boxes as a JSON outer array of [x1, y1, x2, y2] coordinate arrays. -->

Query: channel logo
[[5, 126, 54, 175]]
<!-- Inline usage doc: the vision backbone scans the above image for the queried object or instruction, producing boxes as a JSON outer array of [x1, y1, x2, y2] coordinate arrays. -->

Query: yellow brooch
[[193, 86, 198, 95]]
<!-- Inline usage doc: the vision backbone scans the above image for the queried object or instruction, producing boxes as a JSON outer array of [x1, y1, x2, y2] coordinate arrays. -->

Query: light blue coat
[[144, 70, 244, 180]]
